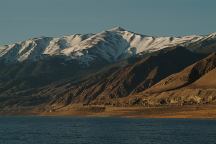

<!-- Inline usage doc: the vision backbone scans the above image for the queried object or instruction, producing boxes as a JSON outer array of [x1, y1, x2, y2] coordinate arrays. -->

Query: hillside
[[1, 28, 216, 112], [0, 46, 205, 109], [190, 68, 216, 88], [128, 53, 216, 106]]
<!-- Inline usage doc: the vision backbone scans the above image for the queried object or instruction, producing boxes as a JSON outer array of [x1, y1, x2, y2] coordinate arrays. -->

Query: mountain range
[[0, 27, 216, 112]]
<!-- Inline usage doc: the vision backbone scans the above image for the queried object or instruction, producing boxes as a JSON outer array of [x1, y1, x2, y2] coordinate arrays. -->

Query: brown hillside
[[0, 46, 204, 108], [190, 68, 216, 89], [144, 53, 216, 94], [128, 53, 216, 106]]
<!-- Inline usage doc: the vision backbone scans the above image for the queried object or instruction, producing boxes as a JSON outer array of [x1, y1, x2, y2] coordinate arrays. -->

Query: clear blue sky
[[0, 0, 216, 44]]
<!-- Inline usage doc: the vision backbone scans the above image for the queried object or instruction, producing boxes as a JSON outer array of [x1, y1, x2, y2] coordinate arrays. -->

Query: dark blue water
[[0, 116, 216, 144]]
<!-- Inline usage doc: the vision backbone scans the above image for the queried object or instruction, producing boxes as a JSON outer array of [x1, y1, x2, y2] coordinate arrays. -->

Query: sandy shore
[[36, 104, 216, 119], [1, 104, 216, 118]]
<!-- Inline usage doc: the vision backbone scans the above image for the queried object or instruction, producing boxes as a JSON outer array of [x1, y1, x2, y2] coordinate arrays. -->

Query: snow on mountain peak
[[208, 32, 216, 38], [0, 27, 214, 65], [108, 26, 126, 32]]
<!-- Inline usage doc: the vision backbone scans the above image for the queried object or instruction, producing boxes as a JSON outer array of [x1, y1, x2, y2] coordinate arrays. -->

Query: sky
[[0, 0, 216, 44]]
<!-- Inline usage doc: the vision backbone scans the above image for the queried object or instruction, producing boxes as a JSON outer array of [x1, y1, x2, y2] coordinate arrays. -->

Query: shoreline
[[1, 104, 216, 119]]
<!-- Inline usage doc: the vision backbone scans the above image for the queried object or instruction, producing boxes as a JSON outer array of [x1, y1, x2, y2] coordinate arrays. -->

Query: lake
[[0, 116, 215, 144]]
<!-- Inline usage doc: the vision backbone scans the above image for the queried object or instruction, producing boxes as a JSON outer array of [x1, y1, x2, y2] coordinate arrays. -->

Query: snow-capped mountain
[[0, 27, 215, 65]]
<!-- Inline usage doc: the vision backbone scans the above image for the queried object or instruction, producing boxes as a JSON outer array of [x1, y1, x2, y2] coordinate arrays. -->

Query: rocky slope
[[0, 46, 205, 108], [1, 28, 216, 110], [128, 53, 216, 106]]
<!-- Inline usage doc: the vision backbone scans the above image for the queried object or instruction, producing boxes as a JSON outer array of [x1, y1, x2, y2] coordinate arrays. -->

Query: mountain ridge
[[1, 27, 216, 112], [1, 27, 215, 65]]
